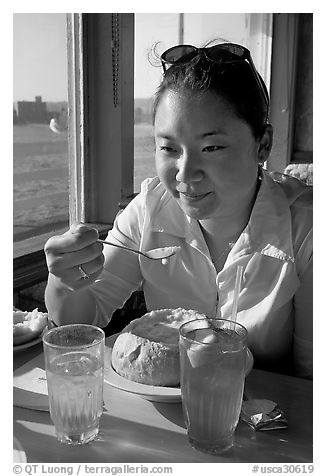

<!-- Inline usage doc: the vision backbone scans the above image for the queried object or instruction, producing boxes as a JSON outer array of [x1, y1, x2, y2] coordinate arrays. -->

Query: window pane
[[13, 13, 69, 252], [134, 13, 272, 192]]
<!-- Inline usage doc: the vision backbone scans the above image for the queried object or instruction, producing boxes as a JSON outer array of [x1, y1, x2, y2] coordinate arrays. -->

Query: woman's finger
[[55, 266, 104, 292], [44, 225, 99, 255], [46, 242, 103, 274]]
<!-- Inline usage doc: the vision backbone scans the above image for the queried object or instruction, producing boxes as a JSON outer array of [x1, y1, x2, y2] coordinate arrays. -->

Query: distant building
[[14, 96, 48, 124]]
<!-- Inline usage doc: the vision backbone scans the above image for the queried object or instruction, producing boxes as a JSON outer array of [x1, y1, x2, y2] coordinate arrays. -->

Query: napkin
[[240, 399, 288, 430], [13, 353, 49, 411]]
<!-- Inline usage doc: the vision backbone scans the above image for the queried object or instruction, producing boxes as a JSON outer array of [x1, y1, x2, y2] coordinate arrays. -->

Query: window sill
[[13, 222, 112, 291]]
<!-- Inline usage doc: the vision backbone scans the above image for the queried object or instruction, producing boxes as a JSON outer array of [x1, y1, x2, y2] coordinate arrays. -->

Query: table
[[13, 342, 313, 463]]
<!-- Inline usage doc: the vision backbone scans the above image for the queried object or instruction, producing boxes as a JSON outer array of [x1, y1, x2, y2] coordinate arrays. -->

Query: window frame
[[69, 13, 135, 226], [14, 13, 135, 291], [268, 13, 302, 172]]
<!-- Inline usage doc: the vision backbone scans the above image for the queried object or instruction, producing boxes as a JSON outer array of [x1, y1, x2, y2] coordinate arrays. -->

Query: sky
[[13, 13, 68, 102], [13, 12, 253, 102]]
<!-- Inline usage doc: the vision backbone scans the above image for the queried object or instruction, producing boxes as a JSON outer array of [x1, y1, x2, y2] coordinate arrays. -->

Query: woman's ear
[[258, 124, 273, 164]]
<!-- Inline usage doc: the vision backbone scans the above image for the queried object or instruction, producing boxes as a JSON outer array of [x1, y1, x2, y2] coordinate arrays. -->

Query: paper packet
[[241, 399, 288, 431]]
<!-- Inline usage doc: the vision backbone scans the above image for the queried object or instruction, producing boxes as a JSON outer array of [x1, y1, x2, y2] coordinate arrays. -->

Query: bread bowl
[[111, 308, 207, 386], [13, 308, 48, 345]]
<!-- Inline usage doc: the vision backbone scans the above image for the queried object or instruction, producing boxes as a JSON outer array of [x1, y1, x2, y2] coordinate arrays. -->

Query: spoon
[[98, 239, 180, 261]]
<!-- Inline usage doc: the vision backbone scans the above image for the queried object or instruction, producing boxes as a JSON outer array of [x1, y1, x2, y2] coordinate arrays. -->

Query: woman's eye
[[202, 145, 224, 152], [159, 146, 176, 153]]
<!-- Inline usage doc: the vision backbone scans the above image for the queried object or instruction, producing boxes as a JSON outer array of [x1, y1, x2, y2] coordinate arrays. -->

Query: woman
[[44, 43, 312, 379]]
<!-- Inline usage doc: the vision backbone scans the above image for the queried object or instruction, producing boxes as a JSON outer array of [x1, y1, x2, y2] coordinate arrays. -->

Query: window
[[13, 14, 69, 258], [14, 13, 135, 289]]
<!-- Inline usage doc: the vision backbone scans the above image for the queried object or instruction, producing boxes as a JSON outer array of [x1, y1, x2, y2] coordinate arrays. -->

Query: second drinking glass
[[179, 318, 248, 454]]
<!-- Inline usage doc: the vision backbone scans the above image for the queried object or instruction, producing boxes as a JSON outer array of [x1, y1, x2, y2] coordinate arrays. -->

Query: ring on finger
[[78, 264, 90, 280]]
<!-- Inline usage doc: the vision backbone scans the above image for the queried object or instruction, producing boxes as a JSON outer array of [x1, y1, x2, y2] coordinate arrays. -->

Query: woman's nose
[[175, 153, 203, 183]]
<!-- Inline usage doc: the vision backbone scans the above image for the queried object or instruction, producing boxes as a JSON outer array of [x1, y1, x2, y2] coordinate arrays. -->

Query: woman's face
[[154, 90, 262, 221]]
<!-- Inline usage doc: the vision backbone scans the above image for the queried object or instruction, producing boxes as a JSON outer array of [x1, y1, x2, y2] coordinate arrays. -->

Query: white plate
[[104, 334, 181, 403], [13, 436, 27, 463], [13, 326, 48, 352]]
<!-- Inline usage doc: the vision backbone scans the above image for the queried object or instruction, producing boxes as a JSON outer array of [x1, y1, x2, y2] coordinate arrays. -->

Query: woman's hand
[[44, 223, 105, 291]]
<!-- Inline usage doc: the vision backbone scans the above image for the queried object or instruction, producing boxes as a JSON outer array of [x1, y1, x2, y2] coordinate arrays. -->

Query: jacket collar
[[243, 169, 295, 262], [146, 170, 300, 262]]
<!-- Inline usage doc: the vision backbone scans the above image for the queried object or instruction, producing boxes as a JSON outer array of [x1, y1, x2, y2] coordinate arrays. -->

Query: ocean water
[[13, 123, 157, 242]]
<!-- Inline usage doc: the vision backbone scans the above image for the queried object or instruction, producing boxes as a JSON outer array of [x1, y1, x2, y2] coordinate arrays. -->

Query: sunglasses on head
[[161, 43, 270, 118]]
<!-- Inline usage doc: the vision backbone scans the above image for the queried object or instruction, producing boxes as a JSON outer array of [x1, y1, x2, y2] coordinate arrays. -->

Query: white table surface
[[13, 341, 313, 463]]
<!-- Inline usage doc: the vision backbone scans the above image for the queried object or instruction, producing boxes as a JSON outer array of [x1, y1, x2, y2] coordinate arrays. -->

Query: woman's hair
[[152, 46, 269, 140]]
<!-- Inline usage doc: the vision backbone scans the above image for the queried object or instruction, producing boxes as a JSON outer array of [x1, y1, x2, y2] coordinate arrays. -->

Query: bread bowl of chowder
[[13, 308, 48, 346], [111, 308, 207, 386]]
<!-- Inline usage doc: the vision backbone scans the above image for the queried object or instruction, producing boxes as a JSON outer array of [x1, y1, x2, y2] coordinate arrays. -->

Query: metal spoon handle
[[98, 239, 156, 259]]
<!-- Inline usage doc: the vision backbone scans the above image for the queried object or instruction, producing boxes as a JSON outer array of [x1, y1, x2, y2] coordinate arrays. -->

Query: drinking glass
[[179, 318, 248, 454], [43, 324, 105, 445]]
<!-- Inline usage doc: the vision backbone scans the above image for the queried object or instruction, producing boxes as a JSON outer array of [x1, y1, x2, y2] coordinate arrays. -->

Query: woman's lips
[[179, 191, 211, 201]]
